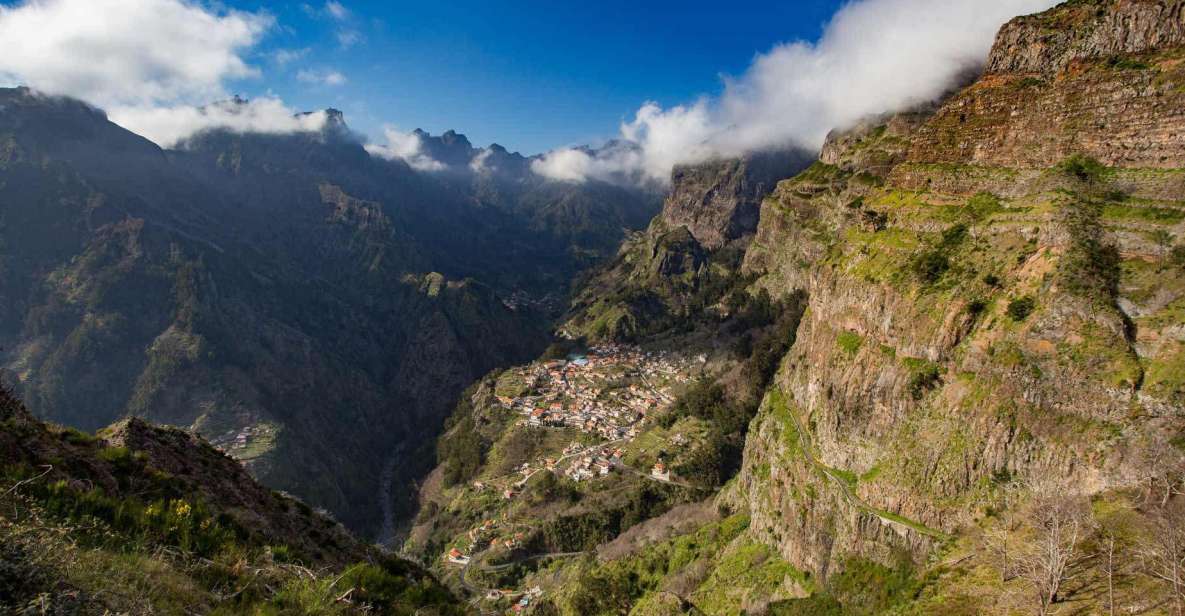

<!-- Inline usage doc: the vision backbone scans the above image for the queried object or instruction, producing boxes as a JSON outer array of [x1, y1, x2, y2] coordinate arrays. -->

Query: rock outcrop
[[663, 150, 809, 250], [899, 0, 1185, 174], [563, 149, 810, 341]]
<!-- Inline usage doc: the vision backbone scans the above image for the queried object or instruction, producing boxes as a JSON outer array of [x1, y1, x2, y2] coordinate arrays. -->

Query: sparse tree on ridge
[[1138, 501, 1185, 616], [1013, 487, 1093, 615]]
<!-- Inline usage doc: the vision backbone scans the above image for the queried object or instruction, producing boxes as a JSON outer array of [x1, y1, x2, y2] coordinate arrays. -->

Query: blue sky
[[0, 0, 1055, 179], [234, 0, 843, 155]]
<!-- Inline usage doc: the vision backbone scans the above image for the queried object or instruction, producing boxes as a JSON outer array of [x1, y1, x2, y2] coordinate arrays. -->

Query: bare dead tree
[[1102, 529, 1118, 616], [1014, 490, 1093, 616], [1136, 435, 1185, 508], [985, 486, 1020, 584], [1138, 501, 1185, 616]]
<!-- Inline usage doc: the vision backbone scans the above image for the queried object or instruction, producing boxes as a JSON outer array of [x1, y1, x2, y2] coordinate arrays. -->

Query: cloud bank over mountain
[[0, 0, 1059, 176], [111, 98, 333, 149], [532, 0, 1059, 185], [0, 0, 339, 147], [365, 127, 448, 172]]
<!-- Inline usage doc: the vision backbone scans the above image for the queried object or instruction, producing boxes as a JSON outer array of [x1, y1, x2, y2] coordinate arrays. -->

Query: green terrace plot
[[823, 187, 1054, 306], [836, 227, 920, 284], [482, 426, 587, 479], [690, 540, 814, 616], [494, 370, 533, 398], [620, 415, 713, 474], [1101, 200, 1185, 224]]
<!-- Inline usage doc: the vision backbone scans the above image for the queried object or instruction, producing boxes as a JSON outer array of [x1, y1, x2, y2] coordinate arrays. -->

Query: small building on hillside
[[651, 461, 670, 482]]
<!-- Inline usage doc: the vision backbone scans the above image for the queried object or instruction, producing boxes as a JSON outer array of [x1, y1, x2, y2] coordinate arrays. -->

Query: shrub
[[1106, 56, 1151, 71], [1007, 296, 1036, 321], [967, 192, 1002, 220], [35, 479, 235, 558], [837, 331, 864, 356], [1058, 201, 1119, 301], [96, 446, 138, 474], [939, 223, 968, 249], [905, 360, 942, 400], [60, 427, 97, 446], [1171, 245, 1185, 270], [1057, 155, 1107, 183], [911, 251, 949, 284], [911, 224, 966, 285]]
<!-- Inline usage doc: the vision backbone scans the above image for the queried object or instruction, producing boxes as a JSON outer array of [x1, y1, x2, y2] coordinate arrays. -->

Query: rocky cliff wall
[[900, 0, 1185, 173], [729, 0, 1185, 579]]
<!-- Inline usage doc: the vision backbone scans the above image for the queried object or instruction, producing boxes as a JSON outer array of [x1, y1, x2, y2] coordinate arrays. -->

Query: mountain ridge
[[0, 84, 658, 537], [405, 2, 1185, 613]]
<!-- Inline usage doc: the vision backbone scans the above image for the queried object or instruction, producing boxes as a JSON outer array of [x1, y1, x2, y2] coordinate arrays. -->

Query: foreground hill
[[0, 89, 658, 536], [0, 384, 466, 614], [412, 1, 1185, 614]]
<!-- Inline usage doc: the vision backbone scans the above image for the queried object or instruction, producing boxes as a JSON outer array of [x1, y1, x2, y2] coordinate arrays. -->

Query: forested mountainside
[[0, 87, 658, 536], [408, 1, 1185, 614], [0, 383, 467, 614]]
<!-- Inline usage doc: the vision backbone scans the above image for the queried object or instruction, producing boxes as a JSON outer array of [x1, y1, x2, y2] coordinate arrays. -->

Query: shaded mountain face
[[563, 148, 813, 341], [403, 129, 663, 268], [0, 87, 658, 536]]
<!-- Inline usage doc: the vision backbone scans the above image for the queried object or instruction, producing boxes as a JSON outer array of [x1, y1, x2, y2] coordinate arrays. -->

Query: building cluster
[[562, 445, 624, 482], [440, 345, 701, 595], [444, 518, 527, 566], [211, 423, 274, 457], [498, 344, 692, 443]]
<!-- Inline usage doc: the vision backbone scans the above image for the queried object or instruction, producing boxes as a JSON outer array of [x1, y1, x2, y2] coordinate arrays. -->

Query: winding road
[[457, 549, 586, 598]]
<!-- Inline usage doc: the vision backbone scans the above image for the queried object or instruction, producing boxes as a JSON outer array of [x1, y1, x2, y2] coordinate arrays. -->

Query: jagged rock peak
[[661, 149, 811, 250], [411, 128, 477, 167]]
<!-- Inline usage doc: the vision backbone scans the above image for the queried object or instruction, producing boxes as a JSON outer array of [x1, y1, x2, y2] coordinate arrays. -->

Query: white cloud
[[297, 69, 348, 86], [532, 0, 1060, 185], [109, 97, 330, 148], [336, 29, 363, 49], [325, 1, 350, 21], [0, 0, 343, 147], [0, 0, 270, 109], [365, 127, 446, 172], [273, 47, 311, 66], [304, 1, 363, 49], [531, 144, 645, 185]]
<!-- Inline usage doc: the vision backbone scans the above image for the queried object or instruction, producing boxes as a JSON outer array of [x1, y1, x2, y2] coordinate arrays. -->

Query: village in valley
[[427, 343, 707, 611], [495, 343, 696, 485]]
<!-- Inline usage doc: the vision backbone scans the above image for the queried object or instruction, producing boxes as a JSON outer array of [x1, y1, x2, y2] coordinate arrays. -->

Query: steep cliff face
[[729, 0, 1185, 592], [663, 151, 808, 251], [899, 0, 1185, 173], [986, 0, 1185, 76], [564, 151, 810, 341]]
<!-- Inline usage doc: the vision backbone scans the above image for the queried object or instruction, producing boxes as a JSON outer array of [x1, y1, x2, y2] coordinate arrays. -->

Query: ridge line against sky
[[0, 0, 1059, 185]]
